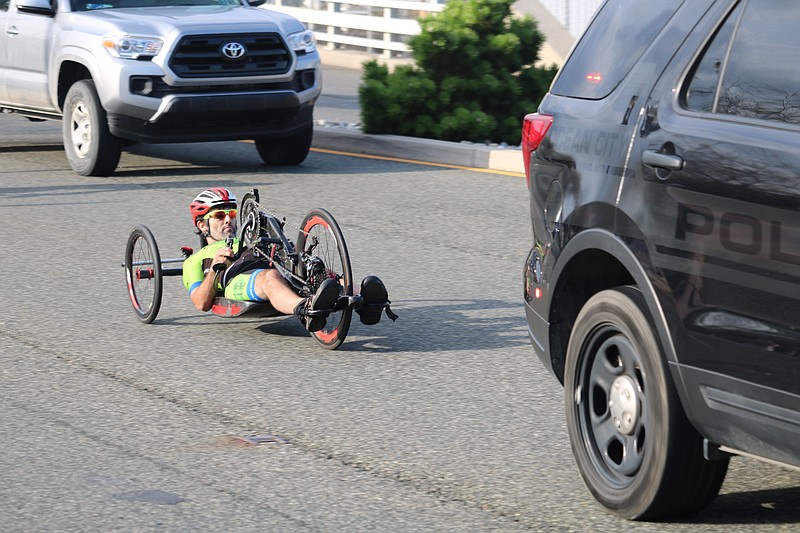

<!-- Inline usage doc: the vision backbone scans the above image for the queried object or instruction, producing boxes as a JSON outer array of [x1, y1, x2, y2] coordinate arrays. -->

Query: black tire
[[124, 225, 163, 324], [255, 125, 313, 166], [296, 209, 353, 350], [62, 79, 122, 176], [564, 286, 728, 520]]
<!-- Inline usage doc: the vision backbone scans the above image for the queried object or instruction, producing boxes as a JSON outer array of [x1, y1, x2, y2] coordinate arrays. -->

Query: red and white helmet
[[189, 187, 236, 222]]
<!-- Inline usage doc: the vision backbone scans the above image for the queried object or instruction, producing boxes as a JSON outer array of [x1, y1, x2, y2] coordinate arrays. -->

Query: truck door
[[4, 0, 55, 108], [622, 0, 800, 465], [0, 0, 11, 101]]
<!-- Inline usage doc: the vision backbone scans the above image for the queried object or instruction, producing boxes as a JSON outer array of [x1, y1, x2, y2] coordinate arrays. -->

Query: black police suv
[[522, 0, 799, 520]]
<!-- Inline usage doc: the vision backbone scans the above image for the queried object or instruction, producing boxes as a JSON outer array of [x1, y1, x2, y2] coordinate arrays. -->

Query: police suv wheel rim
[[581, 327, 647, 481]]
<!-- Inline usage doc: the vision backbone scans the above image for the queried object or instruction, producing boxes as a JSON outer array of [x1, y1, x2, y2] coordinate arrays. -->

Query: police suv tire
[[255, 124, 313, 166], [63, 79, 122, 176], [564, 286, 728, 520]]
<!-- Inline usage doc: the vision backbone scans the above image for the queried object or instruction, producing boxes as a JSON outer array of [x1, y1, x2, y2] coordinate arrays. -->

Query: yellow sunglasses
[[203, 208, 237, 220]]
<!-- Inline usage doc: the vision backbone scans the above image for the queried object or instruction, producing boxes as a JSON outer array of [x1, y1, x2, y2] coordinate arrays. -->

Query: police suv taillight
[[522, 113, 553, 187]]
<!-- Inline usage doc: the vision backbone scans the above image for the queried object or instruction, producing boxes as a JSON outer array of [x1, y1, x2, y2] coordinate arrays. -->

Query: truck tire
[[63, 80, 122, 176], [255, 124, 313, 166], [564, 286, 728, 520]]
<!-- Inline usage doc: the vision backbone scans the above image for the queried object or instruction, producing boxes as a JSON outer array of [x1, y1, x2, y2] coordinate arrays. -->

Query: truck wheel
[[255, 124, 313, 166], [564, 286, 728, 520], [63, 80, 122, 176]]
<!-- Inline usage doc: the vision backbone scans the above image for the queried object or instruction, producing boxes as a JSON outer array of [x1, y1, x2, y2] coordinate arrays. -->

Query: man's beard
[[213, 223, 236, 241]]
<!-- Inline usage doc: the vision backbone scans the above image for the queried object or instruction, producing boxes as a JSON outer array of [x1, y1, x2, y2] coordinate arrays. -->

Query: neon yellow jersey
[[182, 239, 241, 294]]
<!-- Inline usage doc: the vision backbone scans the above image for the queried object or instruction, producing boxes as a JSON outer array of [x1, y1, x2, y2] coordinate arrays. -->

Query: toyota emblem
[[221, 42, 246, 59]]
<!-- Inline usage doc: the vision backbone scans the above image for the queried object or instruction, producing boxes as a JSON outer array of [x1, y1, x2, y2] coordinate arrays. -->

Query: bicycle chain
[[250, 199, 310, 237]]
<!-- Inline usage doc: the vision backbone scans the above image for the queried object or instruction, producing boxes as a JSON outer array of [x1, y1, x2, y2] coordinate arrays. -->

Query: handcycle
[[123, 188, 395, 350]]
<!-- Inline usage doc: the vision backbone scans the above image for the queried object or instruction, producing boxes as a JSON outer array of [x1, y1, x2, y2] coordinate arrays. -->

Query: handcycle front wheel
[[124, 225, 163, 324], [296, 209, 353, 350]]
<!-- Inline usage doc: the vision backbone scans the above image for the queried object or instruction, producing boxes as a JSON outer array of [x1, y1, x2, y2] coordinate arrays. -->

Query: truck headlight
[[102, 34, 163, 59], [287, 30, 316, 54]]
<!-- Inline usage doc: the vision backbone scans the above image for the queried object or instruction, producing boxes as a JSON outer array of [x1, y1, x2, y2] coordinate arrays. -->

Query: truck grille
[[169, 33, 291, 78]]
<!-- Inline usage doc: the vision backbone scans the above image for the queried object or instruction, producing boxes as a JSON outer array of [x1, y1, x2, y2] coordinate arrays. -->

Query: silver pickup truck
[[0, 0, 321, 175]]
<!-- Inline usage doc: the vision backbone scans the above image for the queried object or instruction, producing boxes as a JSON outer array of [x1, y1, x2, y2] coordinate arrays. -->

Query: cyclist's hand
[[211, 246, 234, 270]]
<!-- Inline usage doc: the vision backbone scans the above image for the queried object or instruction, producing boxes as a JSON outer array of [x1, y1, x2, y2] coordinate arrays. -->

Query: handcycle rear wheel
[[296, 209, 353, 350], [124, 225, 162, 324]]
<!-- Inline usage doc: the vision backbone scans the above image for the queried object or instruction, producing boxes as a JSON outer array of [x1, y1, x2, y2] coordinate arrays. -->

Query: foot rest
[[211, 297, 279, 318], [356, 276, 398, 325]]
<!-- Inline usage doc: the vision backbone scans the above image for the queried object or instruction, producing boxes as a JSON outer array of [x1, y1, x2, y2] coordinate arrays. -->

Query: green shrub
[[359, 0, 558, 145]]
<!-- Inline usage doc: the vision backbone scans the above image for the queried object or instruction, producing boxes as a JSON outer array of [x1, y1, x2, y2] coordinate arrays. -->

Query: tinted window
[[0, 0, 9, 11], [686, 0, 800, 125], [720, 0, 800, 123], [551, 0, 685, 100], [683, 3, 743, 112]]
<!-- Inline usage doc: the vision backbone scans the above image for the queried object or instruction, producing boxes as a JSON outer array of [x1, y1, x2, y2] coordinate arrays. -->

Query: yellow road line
[[310, 147, 525, 178]]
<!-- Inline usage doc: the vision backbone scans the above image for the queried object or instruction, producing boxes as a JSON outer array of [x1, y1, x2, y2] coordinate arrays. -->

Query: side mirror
[[16, 0, 56, 16]]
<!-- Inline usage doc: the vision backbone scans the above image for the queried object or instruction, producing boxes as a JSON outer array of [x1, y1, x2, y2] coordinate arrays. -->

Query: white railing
[[538, 0, 602, 38], [264, 0, 445, 58]]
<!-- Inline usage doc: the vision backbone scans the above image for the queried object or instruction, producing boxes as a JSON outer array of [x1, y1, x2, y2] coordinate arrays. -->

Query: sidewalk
[[310, 1, 575, 176]]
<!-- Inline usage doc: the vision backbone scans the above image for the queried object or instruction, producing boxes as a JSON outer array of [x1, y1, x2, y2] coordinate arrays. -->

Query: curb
[[312, 125, 525, 175]]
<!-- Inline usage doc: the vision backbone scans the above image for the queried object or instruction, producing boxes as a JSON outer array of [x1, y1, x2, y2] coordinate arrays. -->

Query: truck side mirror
[[16, 0, 56, 16]]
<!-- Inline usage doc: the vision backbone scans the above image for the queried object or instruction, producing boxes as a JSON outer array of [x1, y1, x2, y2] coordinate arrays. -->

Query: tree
[[359, 0, 558, 145]]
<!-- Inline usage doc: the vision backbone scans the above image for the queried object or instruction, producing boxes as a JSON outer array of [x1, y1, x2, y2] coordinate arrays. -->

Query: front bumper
[[107, 93, 313, 143]]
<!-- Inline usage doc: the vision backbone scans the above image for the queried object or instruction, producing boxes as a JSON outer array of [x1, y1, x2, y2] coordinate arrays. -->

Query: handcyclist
[[182, 187, 391, 332]]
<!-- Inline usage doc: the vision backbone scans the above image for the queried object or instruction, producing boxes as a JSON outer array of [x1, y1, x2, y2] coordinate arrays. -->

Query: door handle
[[643, 150, 684, 171], [7, 26, 20, 35]]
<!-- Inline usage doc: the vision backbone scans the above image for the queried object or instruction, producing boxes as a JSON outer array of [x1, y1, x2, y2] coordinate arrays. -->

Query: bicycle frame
[[134, 214, 314, 290], [247, 212, 310, 295]]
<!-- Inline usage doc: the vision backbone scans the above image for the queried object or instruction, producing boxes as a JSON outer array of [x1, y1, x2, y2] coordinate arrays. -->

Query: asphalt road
[[1, 114, 799, 531], [317, 61, 362, 126]]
